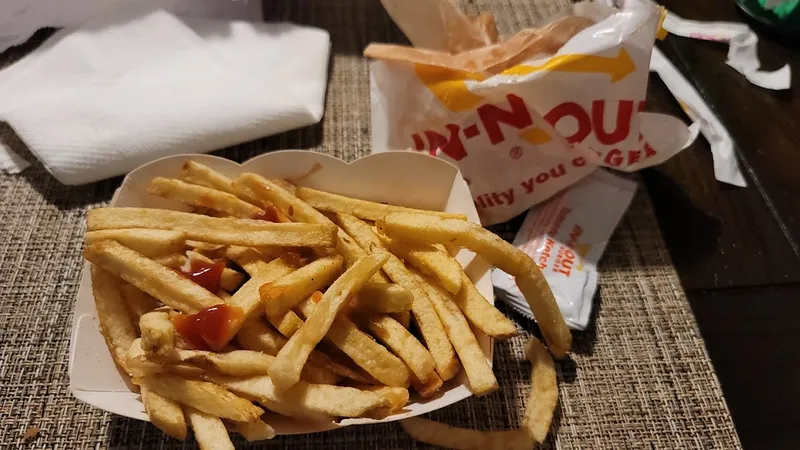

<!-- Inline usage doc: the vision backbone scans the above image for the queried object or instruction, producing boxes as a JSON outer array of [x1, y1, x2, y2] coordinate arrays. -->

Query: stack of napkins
[[0, 3, 331, 185]]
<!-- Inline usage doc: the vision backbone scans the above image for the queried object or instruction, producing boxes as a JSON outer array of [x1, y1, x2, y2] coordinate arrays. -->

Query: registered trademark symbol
[[509, 146, 523, 159]]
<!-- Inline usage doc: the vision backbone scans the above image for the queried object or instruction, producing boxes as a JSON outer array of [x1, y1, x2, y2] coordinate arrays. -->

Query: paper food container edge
[[69, 150, 495, 435]]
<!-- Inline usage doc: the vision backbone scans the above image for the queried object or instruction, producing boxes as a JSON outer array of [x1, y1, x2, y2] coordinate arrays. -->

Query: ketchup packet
[[492, 170, 636, 330], [368, 0, 693, 225]]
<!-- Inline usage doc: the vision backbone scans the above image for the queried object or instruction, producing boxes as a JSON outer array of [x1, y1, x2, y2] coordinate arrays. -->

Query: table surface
[[645, 1, 800, 449], [0, 0, 792, 448]]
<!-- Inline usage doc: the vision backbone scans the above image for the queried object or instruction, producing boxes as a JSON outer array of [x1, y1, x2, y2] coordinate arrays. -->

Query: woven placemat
[[0, 0, 741, 448]]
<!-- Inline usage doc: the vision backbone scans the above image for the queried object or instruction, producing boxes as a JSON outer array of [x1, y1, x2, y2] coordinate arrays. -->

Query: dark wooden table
[[643, 1, 800, 448]]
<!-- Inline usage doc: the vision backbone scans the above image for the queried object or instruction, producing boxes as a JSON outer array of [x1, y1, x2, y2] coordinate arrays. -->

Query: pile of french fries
[[82, 159, 570, 449]]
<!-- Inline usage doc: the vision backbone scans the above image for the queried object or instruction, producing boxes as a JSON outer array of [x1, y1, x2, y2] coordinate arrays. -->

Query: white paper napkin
[[0, 0, 262, 58], [0, 3, 331, 185]]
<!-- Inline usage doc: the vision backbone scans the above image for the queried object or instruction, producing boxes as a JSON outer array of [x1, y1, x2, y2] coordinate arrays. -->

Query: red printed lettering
[[477, 94, 533, 145], [521, 178, 534, 194], [604, 149, 624, 167], [538, 238, 555, 270], [544, 102, 591, 144], [535, 172, 549, 184], [592, 100, 634, 145], [550, 164, 566, 178], [411, 125, 468, 160], [644, 141, 657, 158], [520, 164, 570, 194], [473, 188, 516, 209]]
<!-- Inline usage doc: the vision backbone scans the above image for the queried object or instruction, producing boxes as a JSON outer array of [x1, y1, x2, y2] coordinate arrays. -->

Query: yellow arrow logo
[[415, 48, 635, 112], [519, 126, 553, 145], [414, 65, 486, 112], [500, 48, 635, 83], [575, 242, 591, 271]]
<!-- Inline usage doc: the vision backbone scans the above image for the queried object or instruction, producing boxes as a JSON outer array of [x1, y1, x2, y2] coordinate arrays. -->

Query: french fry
[[87, 208, 337, 248], [181, 160, 290, 220], [261, 256, 343, 317], [148, 177, 263, 219], [185, 251, 245, 292], [126, 339, 207, 379], [139, 310, 175, 356], [211, 252, 308, 347], [522, 337, 558, 443], [381, 235, 462, 294], [181, 160, 239, 196], [456, 272, 517, 339], [169, 348, 343, 386], [90, 266, 137, 375], [233, 420, 275, 442], [305, 350, 368, 385], [401, 418, 533, 450], [358, 385, 410, 418], [234, 174, 331, 225], [141, 385, 187, 440], [392, 311, 412, 328], [349, 282, 413, 313], [218, 375, 390, 419], [377, 213, 571, 357], [169, 349, 262, 375], [234, 173, 376, 270], [270, 178, 297, 195], [140, 375, 263, 422], [153, 253, 187, 269], [126, 338, 164, 377], [411, 372, 443, 398], [360, 314, 436, 384], [296, 187, 467, 221], [233, 320, 337, 385], [185, 240, 226, 254], [217, 248, 307, 340], [85, 229, 187, 257], [184, 407, 234, 450], [417, 273, 498, 396], [235, 319, 287, 355], [222, 246, 284, 275], [269, 252, 391, 390], [230, 253, 360, 384], [335, 213, 459, 380], [266, 309, 305, 338], [358, 385, 409, 412], [84, 241, 221, 314], [295, 296, 411, 387], [120, 284, 160, 329]]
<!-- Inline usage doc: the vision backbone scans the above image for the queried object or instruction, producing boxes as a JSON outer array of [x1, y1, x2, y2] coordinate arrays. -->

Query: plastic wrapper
[[493, 170, 636, 329]]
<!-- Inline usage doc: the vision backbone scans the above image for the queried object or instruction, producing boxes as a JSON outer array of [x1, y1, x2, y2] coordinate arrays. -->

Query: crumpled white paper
[[0, 0, 261, 54], [662, 12, 792, 91], [649, 47, 747, 187]]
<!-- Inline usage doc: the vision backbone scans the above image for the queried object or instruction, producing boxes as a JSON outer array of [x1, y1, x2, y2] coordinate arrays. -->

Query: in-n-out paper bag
[[369, 0, 694, 225]]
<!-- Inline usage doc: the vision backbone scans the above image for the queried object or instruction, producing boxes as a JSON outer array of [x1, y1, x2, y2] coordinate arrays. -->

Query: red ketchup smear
[[252, 205, 281, 222], [180, 260, 224, 293], [172, 305, 244, 351], [311, 291, 324, 303]]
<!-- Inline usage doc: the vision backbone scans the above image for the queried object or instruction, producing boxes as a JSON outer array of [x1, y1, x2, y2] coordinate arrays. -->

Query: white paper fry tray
[[69, 150, 494, 435]]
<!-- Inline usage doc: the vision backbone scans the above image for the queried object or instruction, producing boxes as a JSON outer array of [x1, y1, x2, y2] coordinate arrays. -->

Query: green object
[[736, 0, 800, 34], [758, 0, 800, 18]]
